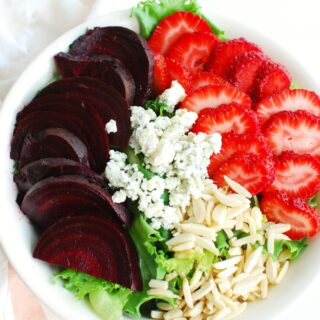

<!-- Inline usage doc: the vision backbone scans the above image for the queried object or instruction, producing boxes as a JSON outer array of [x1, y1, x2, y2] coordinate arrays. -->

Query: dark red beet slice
[[12, 98, 109, 172], [33, 215, 142, 291], [21, 175, 131, 228], [19, 128, 90, 168], [15, 158, 105, 194], [54, 52, 135, 105], [69, 27, 154, 105], [35, 78, 131, 148]]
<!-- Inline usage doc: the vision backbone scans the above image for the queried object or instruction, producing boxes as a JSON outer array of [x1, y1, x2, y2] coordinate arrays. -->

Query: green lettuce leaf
[[126, 214, 176, 316], [12, 161, 19, 176], [54, 269, 131, 320], [129, 214, 169, 282], [308, 195, 318, 208], [162, 250, 215, 277], [132, 0, 225, 39], [273, 238, 308, 260], [215, 230, 229, 257], [290, 82, 299, 89]]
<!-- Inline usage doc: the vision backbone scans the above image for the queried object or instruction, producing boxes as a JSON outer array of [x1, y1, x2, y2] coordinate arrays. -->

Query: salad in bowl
[[3, 0, 320, 319]]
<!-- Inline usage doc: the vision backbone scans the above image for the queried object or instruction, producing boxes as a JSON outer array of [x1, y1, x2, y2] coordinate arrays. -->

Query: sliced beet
[[68, 27, 154, 105], [19, 128, 90, 168], [34, 78, 131, 148], [33, 215, 142, 291], [21, 175, 131, 228], [15, 158, 105, 194], [54, 52, 135, 105], [12, 98, 109, 172]]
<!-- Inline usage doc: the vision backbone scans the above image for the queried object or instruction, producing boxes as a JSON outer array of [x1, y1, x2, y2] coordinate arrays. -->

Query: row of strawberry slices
[[148, 11, 320, 240], [149, 11, 291, 102]]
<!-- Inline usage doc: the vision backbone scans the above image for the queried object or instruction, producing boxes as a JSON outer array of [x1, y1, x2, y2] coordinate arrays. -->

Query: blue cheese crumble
[[105, 82, 222, 230], [105, 119, 117, 133]]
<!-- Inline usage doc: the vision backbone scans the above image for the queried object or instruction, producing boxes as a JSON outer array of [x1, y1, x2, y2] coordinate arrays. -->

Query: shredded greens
[[145, 97, 171, 116], [132, 0, 225, 40]]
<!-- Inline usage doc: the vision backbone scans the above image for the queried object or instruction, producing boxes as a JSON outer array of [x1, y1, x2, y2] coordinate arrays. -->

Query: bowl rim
[[1, 8, 320, 320]]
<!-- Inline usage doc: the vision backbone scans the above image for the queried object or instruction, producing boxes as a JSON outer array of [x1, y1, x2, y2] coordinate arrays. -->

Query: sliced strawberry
[[228, 51, 268, 94], [191, 103, 260, 135], [212, 151, 272, 195], [265, 151, 320, 199], [263, 110, 320, 157], [253, 61, 291, 102], [165, 57, 191, 92], [206, 38, 262, 77], [261, 191, 320, 239], [153, 54, 170, 95], [148, 12, 212, 55], [180, 85, 251, 113], [190, 71, 230, 93], [256, 89, 320, 124], [167, 32, 221, 74], [208, 132, 274, 181]]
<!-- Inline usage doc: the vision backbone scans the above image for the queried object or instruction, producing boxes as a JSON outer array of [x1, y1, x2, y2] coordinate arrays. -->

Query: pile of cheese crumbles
[[147, 176, 291, 320]]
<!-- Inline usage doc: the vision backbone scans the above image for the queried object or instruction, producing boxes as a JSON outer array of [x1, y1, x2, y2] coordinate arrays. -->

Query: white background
[[1, 0, 320, 319]]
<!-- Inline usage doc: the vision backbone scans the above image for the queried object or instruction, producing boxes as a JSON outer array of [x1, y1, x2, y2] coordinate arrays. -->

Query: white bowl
[[0, 9, 320, 320]]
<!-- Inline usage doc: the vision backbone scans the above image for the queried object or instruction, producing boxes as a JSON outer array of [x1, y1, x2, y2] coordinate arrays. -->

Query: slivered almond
[[213, 256, 242, 270], [166, 233, 195, 246], [182, 278, 193, 308], [227, 203, 250, 219], [149, 279, 169, 290], [180, 223, 216, 239], [214, 188, 243, 207], [224, 176, 252, 198], [232, 274, 266, 295], [171, 242, 195, 252], [244, 246, 263, 274], [193, 198, 206, 223], [195, 236, 219, 255]]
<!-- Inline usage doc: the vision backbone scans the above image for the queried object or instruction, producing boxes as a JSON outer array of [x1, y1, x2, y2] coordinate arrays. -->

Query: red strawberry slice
[[256, 89, 320, 124], [263, 110, 320, 157], [265, 151, 320, 199], [261, 191, 320, 239], [167, 32, 221, 74], [212, 151, 273, 195], [206, 38, 262, 77], [152, 55, 191, 94], [208, 132, 274, 182], [190, 71, 230, 93], [166, 57, 191, 92], [253, 61, 291, 102], [180, 85, 251, 113], [191, 103, 260, 135], [148, 12, 212, 55], [228, 51, 268, 94], [153, 54, 171, 95]]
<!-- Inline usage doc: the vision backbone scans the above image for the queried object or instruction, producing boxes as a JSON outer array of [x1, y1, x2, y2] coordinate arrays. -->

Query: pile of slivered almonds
[[147, 176, 291, 320]]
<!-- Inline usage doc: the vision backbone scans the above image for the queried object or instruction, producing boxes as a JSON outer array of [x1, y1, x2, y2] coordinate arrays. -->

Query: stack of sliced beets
[[147, 11, 320, 239], [55, 26, 154, 105], [10, 26, 150, 291]]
